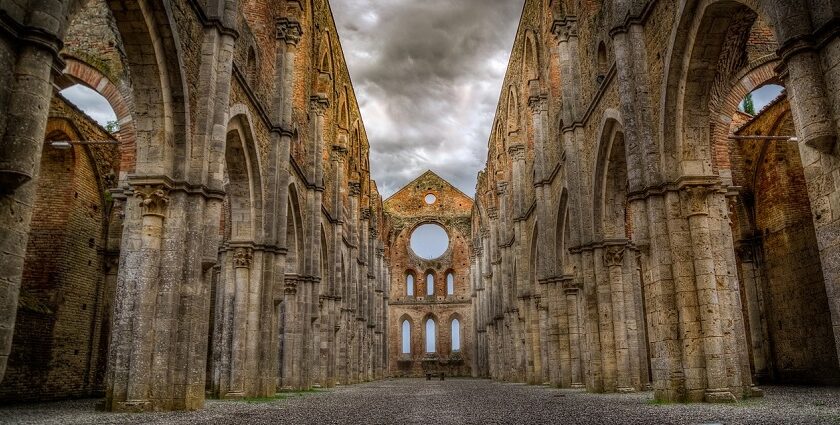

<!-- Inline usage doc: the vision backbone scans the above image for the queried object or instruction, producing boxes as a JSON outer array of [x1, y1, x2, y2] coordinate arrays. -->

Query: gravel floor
[[1, 379, 839, 425]]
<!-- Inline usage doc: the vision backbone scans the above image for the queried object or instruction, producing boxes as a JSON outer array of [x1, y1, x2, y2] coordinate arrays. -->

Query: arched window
[[425, 318, 436, 353], [401, 320, 411, 354], [406, 273, 414, 296], [596, 42, 608, 85], [446, 272, 454, 295], [426, 273, 434, 296], [451, 319, 461, 352]]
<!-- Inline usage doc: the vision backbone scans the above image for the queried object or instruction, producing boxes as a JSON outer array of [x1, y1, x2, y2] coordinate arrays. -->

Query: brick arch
[[711, 58, 781, 179], [63, 57, 136, 179], [659, 0, 798, 181]]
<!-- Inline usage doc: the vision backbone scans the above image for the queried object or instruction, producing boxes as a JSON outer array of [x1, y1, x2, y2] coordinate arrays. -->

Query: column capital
[[496, 181, 509, 195], [276, 18, 302, 45], [310, 94, 330, 116], [507, 143, 526, 161], [349, 181, 361, 196], [330, 145, 348, 162], [528, 94, 547, 113], [681, 185, 712, 217], [551, 17, 578, 43], [233, 247, 253, 268], [603, 245, 626, 267], [134, 185, 169, 217]]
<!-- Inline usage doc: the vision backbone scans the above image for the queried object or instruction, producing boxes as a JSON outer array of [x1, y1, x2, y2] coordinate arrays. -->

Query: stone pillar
[[0, 4, 66, 381], [563, 279, 584, 388], [734, 242, 770, 382], [604, 245, 634, 392], [113, 185, 168, 411], [682, 186, 734, 402], [227, 248, 252, 397], [780, 42, 837, 153], [281, 276, 299, 390]]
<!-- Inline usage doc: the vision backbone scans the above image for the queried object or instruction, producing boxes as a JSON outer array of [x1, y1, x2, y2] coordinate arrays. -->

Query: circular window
[[410, 223, 449, 260], [424, 193, 437, 205]]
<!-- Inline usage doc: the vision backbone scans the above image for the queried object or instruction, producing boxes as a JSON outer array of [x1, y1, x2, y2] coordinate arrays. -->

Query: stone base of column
[[704, 388, 737, 403], [571, 382, 585, 388], [113, 400, 153, 413], [617, 386, 636, 394], [749, 386, 764, 398]]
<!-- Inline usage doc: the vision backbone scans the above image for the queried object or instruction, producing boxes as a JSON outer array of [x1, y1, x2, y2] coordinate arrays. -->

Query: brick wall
[[0, 97, 118, 403], [733, 97, 840, 384], [385, 171, 474, 377]]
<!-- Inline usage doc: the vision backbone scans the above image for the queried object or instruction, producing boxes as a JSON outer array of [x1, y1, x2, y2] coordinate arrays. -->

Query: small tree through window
[[401, 320, 411, 354], [446, 272, 454, 295], [425, 318, 436, 353], [451, 319, 461, 352]]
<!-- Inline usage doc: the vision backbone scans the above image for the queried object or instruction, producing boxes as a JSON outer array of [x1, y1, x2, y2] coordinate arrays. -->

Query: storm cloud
[[331, 0, 523, 197]]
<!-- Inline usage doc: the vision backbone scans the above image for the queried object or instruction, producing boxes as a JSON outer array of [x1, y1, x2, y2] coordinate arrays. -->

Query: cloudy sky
[[330, 0, 524, 197]]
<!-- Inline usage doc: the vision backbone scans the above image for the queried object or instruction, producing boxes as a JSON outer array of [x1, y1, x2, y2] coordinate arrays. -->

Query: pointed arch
[[506, 85, 520, 133], [448, 313, 463, 353], [400, 314, 413, 355], [423, 314, 439, 353], [555, 188, 569, 272], [286, 182, 305, 274], [522, 29, 540, 82], [405, 269, 416, 297], [592, 109, 626, 241], [225, 109, 264, 243]]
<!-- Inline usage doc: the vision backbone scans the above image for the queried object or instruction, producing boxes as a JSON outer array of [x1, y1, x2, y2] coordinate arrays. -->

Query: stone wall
[[471, 0, 840, 403]]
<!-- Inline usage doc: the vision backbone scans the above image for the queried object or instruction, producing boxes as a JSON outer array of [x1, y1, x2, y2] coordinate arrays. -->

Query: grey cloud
[[332, 0, 523, 197]]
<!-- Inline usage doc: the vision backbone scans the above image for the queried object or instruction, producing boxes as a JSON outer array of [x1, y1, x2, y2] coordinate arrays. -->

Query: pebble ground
[[1, 379, 839, 424]]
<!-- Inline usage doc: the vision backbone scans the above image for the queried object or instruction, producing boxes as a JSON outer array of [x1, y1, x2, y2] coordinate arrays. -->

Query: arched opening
[[246, 47, 257, 86], [663, 0, 840, 388], [451, 319, 461, 352], [731, 91, 839, 384], [59, 85, 118, 130], [425, 318, 437, 353], [286, 184, 304, 275], [596, 42, 608, 84], [446, 272, 454, 296], [406, 272, 415, 297], [426, 272, 435, 297], [401, 320, 411, 354]]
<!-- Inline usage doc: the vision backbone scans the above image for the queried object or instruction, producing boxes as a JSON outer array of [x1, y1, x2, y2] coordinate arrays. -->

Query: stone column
[[734, 242, 770, 382], [272, 16, 302, 392], [563, 280, 584, 388], [120, 185, 169, 410], [682, 186, 733, 402], [0, 5, 66, 381], [604, 245, 634, 392], [227, 248, 252, 397], [281, 276, 299, 390], [780, 41, 837, 153]]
